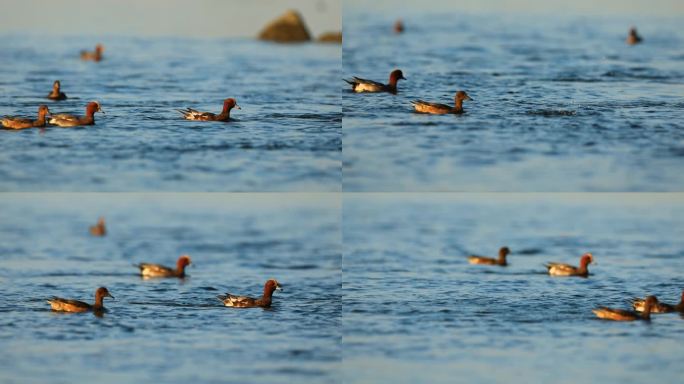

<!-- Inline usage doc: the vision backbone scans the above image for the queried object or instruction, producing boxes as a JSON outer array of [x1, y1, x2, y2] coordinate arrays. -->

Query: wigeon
[[47, 287, 114, 313], [468, 246, 510, 266], [47, 80, 67, 100], [81, 44, 104, 61], [217, 279, 282, 308], [1, 105, 50, 130], [49, 101, 104, 127], [593, 296, 657, 321], [626, 27, 642, 45], [394, 19, 404, 34], [632, 290, 684, 313], [345, 69, 406, 94], [178, 98, 240, 121], [412, 91, 473, 114], [136, 254, 192, 278], [546, 252, 594, 277], [89, 217, 106, 236]]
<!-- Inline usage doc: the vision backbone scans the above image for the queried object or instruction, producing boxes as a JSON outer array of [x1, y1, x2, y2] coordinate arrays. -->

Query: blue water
[[0, 194, 341, 383], [343, 194, 684, 383], [342, 10, 684, 191], [0, 35, 341, 191]]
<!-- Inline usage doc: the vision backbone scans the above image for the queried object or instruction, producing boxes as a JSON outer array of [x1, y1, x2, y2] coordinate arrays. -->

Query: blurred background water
[[0, 36, 341, 191], [343, 4, 684, 191], [343, 193, 684, 383], [0, 194, 341, 384]]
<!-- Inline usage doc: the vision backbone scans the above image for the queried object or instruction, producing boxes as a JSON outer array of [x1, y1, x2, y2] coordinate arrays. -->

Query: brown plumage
[[178, 98, 240, 121], [89, 217, 106, 236], [345, 69, 406, 94], [632, 290, 684, 313], [593, 296, 658, 321], [394, 19, 404, 34], [217, 279, 283, 308], [468, 246, 510, 266], [137, 254, 192, 278], [81, 43, 104, 61], [412, 91, 473, 114], [49, 101, 104, 127], [1, 105, 51, 130], [47, 287, 114, 313], [626, 27, 642, 45], [546, 252, 594, 277], [47, 80, 67, 100]]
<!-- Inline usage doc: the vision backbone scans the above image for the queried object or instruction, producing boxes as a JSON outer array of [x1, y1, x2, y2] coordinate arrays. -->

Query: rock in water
[[317, 31, 342, 43], [258, 10, 311, 43]]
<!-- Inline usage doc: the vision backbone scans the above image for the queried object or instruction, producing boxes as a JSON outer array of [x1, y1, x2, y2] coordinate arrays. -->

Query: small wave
[[526, 109, 576, 117]]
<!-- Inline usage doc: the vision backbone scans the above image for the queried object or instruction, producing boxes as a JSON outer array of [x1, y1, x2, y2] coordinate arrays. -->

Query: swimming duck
[[344, 69, 406, 94], [81, 43, 104, 61], [89, 217, 106, 236], [1, 105, 51, 130], [49, 101, 104, 127], [626, 27, 642, 45], [394, 19, 404, 34], [632, 290, 684, 313], [217, 279, 282, 308], [412, 91, 473, 114], [136, 254, 192, 278], [47, 287, 114, 313], [468, 246, 510, 266], [593, 296, 658, 321], [47, 80, 67, 100], [178, 98, 240, 121], [546, 252, 594, 277]]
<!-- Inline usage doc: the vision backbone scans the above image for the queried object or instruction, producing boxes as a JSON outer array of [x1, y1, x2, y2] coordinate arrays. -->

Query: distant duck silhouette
[[89, 217, 106, 236], [47, 80, 67, 100], [412, 91, 473, 114], [136, 255, 192, 279], [47, 287, 114, 313], [593, 296, 658, 321], [1, 105, 50, 130], [81, 43, 104, 61], [394, 19, 404, 34], [217, 279, 283, 308], [178, 98, 240, 122], [468, 246, 510, 266], [49, 101, 104, 127], [546, 252, 594, 277], [345, 69, 406, 94], [626, 27, 642, 45]]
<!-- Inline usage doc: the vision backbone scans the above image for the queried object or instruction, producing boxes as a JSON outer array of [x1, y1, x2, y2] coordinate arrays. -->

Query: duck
[[89, 217, 106, 236], [81, 43, 104, 61], [1, 105, 51, 130], [468, 246, 510, 266], [412, 91, 473, 114], [394, 19, 404, 34], [47, 80, 67, 100], [217, 279, 282, 308], [626, 27, 642, 45], [178, 98, 240, 121], [632, 290, 684, 313], [47, 287, 114, 313], [344, 69, 406, 94], [49, 101, 104, 127], [546, 252, 594, 277], [593, 296, 658, 321], [136, 254, 192, 278]]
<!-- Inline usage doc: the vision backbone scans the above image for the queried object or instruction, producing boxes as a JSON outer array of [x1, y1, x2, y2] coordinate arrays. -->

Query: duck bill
[[235, 105, 241, 110], [466, 96, 473, 101], [107, 294, 115, 299], [276, 285, 283, 292]]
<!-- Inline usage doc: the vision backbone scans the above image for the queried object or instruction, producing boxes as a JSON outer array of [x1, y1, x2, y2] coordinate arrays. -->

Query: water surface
[[0, 36, 341, 191], [0, 194, 341, 383], [343, 10, 684, 191], [343, 194, 684, 383]]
